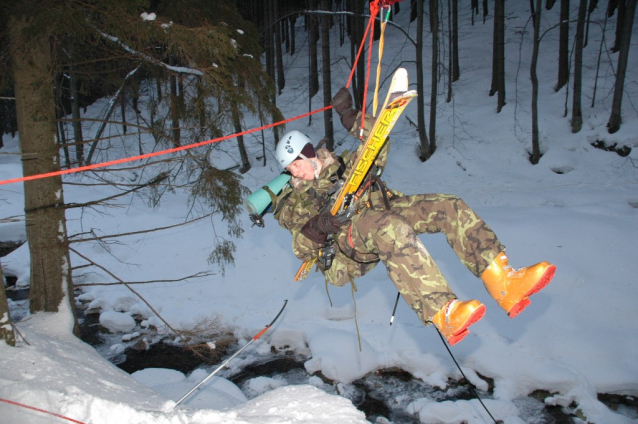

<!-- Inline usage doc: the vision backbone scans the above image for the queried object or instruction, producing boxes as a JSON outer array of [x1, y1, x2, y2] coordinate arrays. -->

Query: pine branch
[[64, 172, 169, 210], [96, 31, 204, 76], [73, 271, 214, 287], [69, 211, 213, 243]]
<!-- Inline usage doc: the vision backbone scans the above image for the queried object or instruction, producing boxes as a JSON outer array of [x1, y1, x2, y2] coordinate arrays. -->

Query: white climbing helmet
[[276, 130, 313, 169]]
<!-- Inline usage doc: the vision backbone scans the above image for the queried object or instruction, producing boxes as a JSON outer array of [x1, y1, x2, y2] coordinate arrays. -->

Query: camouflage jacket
[[275, 115, 402, 287]]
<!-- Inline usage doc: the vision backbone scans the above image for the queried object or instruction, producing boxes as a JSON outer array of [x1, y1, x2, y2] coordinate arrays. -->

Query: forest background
[[1, 0, 635, 336]]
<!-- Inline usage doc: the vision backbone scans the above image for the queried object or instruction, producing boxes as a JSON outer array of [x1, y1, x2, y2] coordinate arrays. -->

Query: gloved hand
[[301, 209, 349, 245], [332, 87, 358, 131], [332, 87, 353, 114]]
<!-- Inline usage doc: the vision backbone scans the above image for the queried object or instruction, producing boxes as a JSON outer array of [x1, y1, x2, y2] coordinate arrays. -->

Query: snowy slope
[[1, 2, 638, 423]]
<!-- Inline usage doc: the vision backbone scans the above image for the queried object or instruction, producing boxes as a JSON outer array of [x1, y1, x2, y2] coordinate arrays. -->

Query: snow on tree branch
[[97, 31, 204, 76]]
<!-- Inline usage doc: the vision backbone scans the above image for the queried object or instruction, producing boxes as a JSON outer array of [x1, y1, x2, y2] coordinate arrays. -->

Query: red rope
[[0, 1, 396, 186], [361, 4, 377, 129], [345, 6, 376, 90], [0, 398, 86, 424], [0, 105, 331, 186], [344, 1, 380, 138]]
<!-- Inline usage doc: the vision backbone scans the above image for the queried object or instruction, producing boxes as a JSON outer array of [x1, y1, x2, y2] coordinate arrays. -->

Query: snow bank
[[0, 312, 367, 423]]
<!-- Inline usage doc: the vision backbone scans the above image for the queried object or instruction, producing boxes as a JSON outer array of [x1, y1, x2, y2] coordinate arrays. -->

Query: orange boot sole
[[432, 300, 487, 346], [447, 304, 486, 345], [507, 264, 556, 318]]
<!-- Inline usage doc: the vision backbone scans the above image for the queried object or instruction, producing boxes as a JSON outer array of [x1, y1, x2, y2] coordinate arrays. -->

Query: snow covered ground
[[1, 2, 638, 423]]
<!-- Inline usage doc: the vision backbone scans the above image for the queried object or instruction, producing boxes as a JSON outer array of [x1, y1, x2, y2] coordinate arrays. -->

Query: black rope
[[433, 327, 500, 424]]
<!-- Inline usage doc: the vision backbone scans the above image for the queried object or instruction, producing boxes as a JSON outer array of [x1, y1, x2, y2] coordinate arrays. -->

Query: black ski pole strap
[[273, 189, 293, 219], [336, 155, 346, 180], [377, 179, 392, 210]]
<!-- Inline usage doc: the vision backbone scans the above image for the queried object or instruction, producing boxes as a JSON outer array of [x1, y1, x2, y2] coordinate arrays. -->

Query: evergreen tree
[[0, 0, 280, 332]]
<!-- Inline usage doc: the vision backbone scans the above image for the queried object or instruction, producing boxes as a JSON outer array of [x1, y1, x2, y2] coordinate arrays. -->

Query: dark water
[[74, 308, 636, 424], [3, 279, 634, 423], [83, 316, 580, 424]]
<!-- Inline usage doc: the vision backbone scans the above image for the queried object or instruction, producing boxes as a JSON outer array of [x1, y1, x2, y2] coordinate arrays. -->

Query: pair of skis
[[294, 68, 417, 282]]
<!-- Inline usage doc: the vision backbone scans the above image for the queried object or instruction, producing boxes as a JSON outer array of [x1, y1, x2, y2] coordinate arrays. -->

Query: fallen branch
[[85, 64, 141, 165], [69, 247, 180, 335]]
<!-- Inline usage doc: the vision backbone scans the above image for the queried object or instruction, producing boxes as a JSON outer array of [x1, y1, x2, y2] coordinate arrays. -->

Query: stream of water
[[2, 271, 635, 423]]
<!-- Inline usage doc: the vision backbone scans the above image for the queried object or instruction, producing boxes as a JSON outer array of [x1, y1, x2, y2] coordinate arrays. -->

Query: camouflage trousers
[[343, 193, 505, 324]]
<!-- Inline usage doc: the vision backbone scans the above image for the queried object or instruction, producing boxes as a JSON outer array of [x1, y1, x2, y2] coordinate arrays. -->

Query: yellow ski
[[295, 69, 417, 282]]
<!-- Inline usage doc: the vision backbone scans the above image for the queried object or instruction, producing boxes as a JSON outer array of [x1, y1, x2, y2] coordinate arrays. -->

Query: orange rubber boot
[[481, 252, 556, 318], [431, 299, 486, 346]]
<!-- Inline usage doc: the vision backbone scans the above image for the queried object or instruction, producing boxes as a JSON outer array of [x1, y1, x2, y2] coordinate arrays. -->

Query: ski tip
[[391, 68, 408, 93], [395, 68, 407, 77]]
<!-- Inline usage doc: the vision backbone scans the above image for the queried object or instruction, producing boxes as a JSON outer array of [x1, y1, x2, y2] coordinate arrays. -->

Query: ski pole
[[390, 291, 401, 325], [174, 299, 288, 407]]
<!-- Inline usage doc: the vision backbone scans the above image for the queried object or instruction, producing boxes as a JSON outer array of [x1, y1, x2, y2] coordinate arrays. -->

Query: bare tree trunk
[[169, 57, 181, 145], [55, 83, 70, 169], [452, 0, 460, 81], [9, 13, 78, 335], [591, 9, 608, 107], [0, 260, 15, 346], [284, 7, 290, 53], [232, 103, 250, 173], [447, 0, 453, 103], [121, 91, 127, 135], [496, 0, 506, 111], [571, 0, 587, 133], [321, 0, 334, 151], [290, 15, 297, 56], [531, 0, 542, 164], [611, 0, 626, 52], [490, 0, 506, 109], [608, 0, 619, 16], [308, 0, 320, 99], [608, 0, 637, 133], [265, 0, 275, 80], [196, 78, 207, 132], [418, 0, 431, 161], [0, 99, 4, 148], [156, 76, 162, 104], [584, 0, 599, 46], [483, 0, 489, 23], [69, 69, 84, 165], [338, 2, 345, 46], [274, 0, 286, 94], [490, 0, 499, 96], [352, 0, 366, 108], [555, 0, 570, 91], [265, 0, 280, 146], [429, 0, 439, 151], [471, 0, 479, 25]]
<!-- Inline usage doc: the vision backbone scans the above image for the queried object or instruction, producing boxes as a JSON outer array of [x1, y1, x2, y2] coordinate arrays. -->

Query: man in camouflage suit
[[273, 88, 556, 345]]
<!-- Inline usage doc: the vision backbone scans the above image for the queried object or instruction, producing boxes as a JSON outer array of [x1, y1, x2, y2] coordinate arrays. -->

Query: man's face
[[286, 159, 315, 180]]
